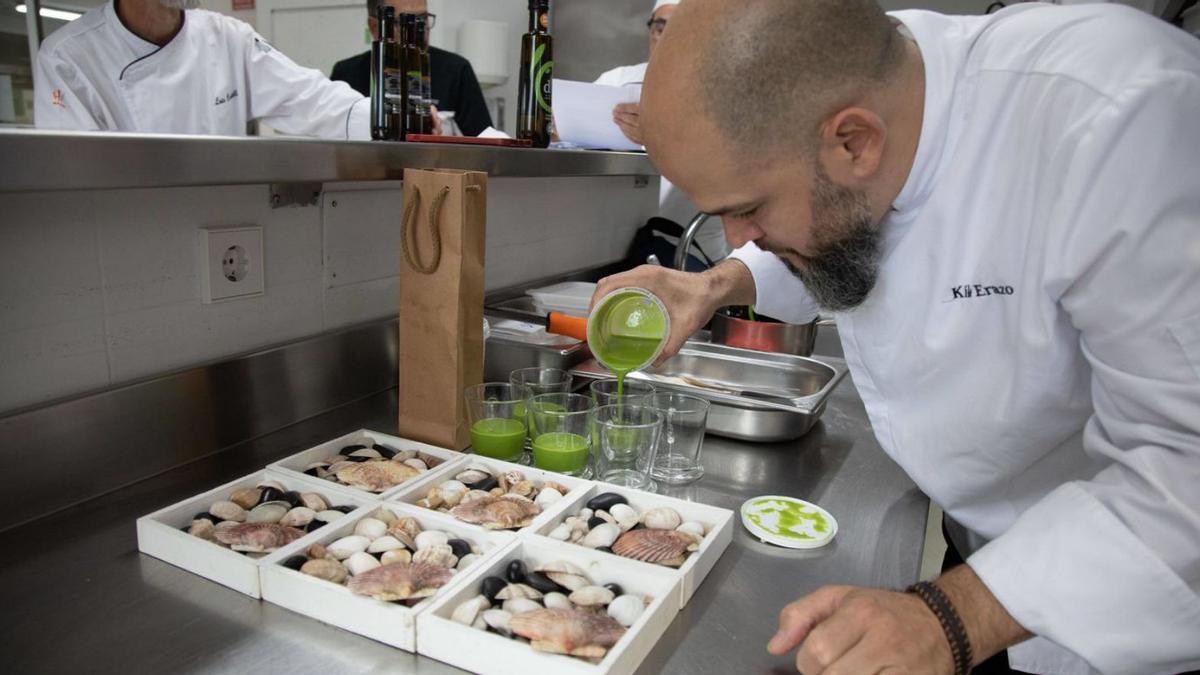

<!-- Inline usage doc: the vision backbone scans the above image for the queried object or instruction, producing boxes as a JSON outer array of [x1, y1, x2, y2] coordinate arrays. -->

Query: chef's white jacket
[[595, 62, 730, 261], [730, 6, 1200, 674], [34, 1, 369, 139]]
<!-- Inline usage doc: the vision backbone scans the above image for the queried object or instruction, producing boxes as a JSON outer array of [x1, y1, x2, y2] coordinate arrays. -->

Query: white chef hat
[[652, 0, 680, 15]]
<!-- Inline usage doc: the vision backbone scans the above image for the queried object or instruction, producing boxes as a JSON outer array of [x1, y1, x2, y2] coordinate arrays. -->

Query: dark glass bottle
[[370, 6, 403, 141], [415, 15, 434, 135], [517, 0, 553, 148], [399, 13, 424, 138]]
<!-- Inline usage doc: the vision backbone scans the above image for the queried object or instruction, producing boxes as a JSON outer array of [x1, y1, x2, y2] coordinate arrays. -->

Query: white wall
[[0, 175, 656, 414]]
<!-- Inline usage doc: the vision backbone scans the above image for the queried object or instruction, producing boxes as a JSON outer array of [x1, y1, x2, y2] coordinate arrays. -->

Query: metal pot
[[710, 311, 828, 357]]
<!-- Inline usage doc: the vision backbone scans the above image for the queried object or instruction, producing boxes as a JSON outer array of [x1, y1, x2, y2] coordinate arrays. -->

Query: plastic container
[[740, 495, 838, 550], [586, 288, 669, 376]]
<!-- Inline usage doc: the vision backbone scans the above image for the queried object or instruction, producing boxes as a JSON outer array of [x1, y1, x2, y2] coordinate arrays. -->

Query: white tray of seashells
[[135, 468, 378, 598]]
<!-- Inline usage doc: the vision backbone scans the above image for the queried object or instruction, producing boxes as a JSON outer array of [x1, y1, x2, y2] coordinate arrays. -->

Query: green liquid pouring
[[532, 432, 590, 473], [470, 417, 526, 461]]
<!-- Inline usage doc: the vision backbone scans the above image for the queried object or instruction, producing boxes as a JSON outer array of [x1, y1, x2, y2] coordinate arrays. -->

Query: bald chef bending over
[[35, 0, 370, 139], [594, 1, 1200, 673]]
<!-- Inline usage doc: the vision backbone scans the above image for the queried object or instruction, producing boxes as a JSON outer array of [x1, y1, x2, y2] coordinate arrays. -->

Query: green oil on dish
[[744, 497, 831, 541]]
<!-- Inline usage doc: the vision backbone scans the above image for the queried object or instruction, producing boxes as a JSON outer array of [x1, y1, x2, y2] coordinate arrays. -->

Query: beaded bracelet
[[907, 581, 973, 675]]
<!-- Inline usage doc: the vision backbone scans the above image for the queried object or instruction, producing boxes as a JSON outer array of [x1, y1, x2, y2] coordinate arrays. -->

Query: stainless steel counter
[[0, 355, 926, 674]]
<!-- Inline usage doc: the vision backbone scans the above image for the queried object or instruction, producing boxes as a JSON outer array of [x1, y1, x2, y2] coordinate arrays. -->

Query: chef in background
[[596, 0, 1200, 672], [597, 0, 730, 265], [35, 0, 371, 139], [331, 0, 493, 137]]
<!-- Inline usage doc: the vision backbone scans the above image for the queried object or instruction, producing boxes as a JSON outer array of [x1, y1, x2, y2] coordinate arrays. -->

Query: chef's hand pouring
[[592, 259, 758, 366], [769, 565, 1031, 674]]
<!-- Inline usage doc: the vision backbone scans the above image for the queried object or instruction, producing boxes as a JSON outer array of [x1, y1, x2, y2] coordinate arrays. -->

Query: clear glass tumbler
[[510, 367, 574, 453], [647, 392, 709, 485], [594, 404, 662, 491], [589, 378, 657, 407], [527, 393, 595, 478], [464, 383, 529, 463]]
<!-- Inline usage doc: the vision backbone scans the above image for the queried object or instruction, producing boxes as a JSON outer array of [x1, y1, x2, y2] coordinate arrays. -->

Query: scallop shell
[[336, 461, 421, 492], [607, 595, 645, 627], [229, 487, 263, 510], [449, 494, 541, 530], [347, 561, 454, 601], [279, 506, 316, 527], [509, 608, 626, 659], [353, 517, 388, 539], [214, 522, 305, 552], [412, 543, 458, 569], [568, 585, 615, 606], [581, 523, 621, 549], [451, 594, 491, 625], [301, 558, 348, 584], [209, 500, 247, 522], [246, 501, 290, 524], [641, 507, 682, 530], [612, 529, 697, 567]]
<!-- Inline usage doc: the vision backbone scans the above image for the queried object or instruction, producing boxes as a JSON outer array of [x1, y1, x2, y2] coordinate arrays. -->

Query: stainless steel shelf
[[0, 130, 658, 192]]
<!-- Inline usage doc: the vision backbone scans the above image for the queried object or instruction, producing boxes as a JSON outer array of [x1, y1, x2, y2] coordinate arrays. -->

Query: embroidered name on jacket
[[215, 89, 239, 106], [950, 284, 1014, 300]]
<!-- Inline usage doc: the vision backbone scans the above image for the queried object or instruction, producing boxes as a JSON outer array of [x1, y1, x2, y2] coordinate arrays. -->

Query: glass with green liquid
[[527, 393, 594, 477], [465, 383, 529, 462], [587, 288, 669, 400]]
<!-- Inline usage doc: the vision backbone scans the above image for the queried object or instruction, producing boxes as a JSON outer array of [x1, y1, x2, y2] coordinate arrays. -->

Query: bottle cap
[[740, 495, 838, 549]]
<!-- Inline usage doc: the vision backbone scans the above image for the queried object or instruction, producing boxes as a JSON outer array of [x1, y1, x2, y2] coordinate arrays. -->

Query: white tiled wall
[[0, 176, 656, 414]]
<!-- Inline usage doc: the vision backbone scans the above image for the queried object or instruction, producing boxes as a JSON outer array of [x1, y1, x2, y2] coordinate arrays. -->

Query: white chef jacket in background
[[732, 5, 1200, 674], [595, 61, 731, 263], [34, 1, 369, 139]]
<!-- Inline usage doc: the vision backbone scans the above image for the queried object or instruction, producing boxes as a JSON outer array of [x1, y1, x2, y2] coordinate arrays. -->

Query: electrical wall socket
[[200, 226, 265, 304]]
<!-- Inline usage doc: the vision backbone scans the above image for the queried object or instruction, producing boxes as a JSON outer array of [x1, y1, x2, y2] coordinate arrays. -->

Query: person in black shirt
[[332, 0, 494, 136]]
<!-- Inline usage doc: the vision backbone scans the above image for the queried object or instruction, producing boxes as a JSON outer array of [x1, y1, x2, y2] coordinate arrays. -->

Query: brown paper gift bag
[[398, 168, 487, 450]]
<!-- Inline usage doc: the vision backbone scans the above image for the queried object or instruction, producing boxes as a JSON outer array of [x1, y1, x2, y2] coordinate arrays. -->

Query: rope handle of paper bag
[[401, 183, 483, 275]]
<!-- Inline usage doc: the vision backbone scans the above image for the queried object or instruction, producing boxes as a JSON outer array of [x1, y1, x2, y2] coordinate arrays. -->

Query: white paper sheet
[[551, 79, 644, 151]]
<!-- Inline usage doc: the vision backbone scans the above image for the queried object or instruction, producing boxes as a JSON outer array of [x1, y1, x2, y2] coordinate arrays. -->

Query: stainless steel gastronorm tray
[[572, 342, 849, 442]]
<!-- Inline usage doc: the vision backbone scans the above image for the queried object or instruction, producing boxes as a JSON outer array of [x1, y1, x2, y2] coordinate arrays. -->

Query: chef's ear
[[817, 107, 886, 186]]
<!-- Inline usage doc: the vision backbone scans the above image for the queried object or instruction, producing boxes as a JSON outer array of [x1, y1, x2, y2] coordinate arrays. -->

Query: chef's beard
[[159, 0, 202, 9], [766, 166, 882, 312]]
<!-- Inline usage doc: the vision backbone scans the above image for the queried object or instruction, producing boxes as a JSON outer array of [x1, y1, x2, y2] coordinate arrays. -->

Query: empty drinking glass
[[509, 367, 573, 396], [647, 392, 709, 485], [589, 378, 656, 407], [594, 404, 662, 491]]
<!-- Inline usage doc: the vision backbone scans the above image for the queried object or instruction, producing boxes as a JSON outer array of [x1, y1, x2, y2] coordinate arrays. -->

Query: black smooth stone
[[258, 487, 285, 504], [179, 526, 190, 533], [596, 546, 614, 554], [339, 444, 368, 455], [328, 505, 356, 514], [475, 476, 499, 492], [283, 555, 307, 571], [303, 467, 321, 477], [587, 516, 608, 530], [525, 571, 565, 594], [195, 511, 221, 524], [373, 443, 399, 459], [586, 493, 628, 512], [480, 575, 508, 602], [603, 583, 624, 597], [305, 520, 324, 533], [447, 539, 471, 559], [342, 455, 371, 463], [506, 559, 527, 583], [282, 491, 303, 508]]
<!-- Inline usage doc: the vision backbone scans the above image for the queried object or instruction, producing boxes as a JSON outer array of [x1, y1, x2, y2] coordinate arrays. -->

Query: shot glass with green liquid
[[465, 383, 530, 462], [527, 393, 595, 477]]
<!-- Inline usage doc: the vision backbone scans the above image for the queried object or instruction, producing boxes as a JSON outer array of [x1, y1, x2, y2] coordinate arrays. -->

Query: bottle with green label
[[518, 0, 553, 148]]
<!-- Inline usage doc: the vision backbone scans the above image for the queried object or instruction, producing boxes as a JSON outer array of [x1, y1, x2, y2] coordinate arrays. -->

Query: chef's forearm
[[937, 564, 1032, 666], [703, 258, 758, 309]]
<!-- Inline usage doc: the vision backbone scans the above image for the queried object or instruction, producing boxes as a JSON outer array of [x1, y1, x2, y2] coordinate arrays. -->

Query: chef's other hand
[[431, 104, 444, 136], [613, 103, 643, 145], [591, 260, 756, 365], [768, 585, 953, 675]]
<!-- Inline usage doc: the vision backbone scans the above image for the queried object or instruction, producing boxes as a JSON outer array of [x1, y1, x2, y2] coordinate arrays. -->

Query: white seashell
[[595, 509, 617, 525], [534, 487, 563, 508], [610, 504, 639, 531], [569, 529, 586, 543], [373, 508, 397, 525], [607, 594, 645, 627], [412, 543, 458, 568], [189, 518, 216, 540], [315, 509, 344, 523], [403, 458, 429, 472], [415, 530, 449, 550], [256, 479, 286, 492], [381, 549, 412, 565], [537, 560, 590, 591], [279, 507, 316, 527], [299, 493, 328, 512], [436, 480, 469, 507], [543, 592, 572, 610], [345, 551, 382, 576], [452, 594, 491, 625], [502, 598, 541, 614], [496, 583, 543, 600], [210, 501, 247, 522], [581, 522, 621, 549], [578, 508, 594, 520], [396, 449, 419, 461], [676, 521, 706, 540], [461, 489, 492, 505], [499, 470, 525, 491], [569, 585, 615, 606], [327, 535, 371, 560], [472, 616, 487, 630], [456, 469, 490, 484], [482, 609, 513, 635], [457, 553, 481, 570], [548, 523, 572, 541], [367, 535, 405, 553], [642, 507, 682, 530], [565, 516, 588, 531], [353, 517, 388, 539]]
